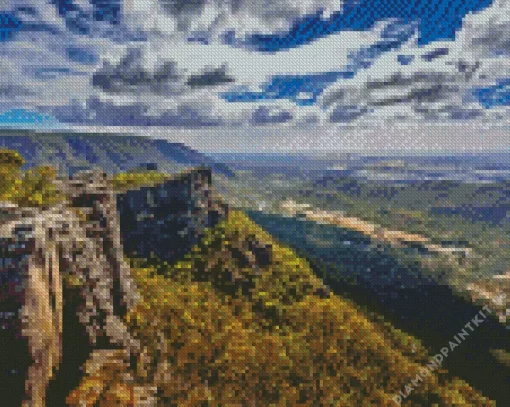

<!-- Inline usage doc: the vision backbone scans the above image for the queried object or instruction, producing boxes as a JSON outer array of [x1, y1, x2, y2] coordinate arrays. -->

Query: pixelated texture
[[0, 0, 509, 406]]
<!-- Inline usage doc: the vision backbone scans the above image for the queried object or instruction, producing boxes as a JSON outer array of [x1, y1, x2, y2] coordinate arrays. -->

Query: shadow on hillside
[[248, 211, 510, 404]]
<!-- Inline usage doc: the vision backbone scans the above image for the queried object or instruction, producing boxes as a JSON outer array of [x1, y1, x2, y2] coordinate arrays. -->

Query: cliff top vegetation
[[0, 149, 63, 207]]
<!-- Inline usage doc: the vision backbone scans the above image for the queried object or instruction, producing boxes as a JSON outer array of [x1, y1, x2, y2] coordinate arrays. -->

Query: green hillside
[[67, 211, 494, 406], [0, 130, 233, 177]]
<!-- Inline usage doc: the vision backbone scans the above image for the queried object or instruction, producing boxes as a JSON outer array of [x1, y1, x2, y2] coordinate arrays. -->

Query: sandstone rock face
[[117, 168, 228, 263], [0, 171, 139, 406], [0, 168, 227, 406], [0, 209, 63, 407], [61, 171, 139, 350]]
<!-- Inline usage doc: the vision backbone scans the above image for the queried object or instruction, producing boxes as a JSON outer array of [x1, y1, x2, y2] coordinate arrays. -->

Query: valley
[[0, 134, 508, 405], [214, 151, 510, 403], [246, 210, 510, 404]]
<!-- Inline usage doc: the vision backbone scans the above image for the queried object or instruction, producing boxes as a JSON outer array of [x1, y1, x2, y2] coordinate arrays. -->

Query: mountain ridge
[[0, 130, 233, 177]]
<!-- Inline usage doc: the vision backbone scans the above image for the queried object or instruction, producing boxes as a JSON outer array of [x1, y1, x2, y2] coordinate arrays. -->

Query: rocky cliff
[[117, 168, 228, 262], [0, 167, 224, 406]]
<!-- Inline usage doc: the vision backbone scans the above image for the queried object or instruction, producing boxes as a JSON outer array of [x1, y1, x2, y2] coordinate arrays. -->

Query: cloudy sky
[[0, 0, 509, 151]]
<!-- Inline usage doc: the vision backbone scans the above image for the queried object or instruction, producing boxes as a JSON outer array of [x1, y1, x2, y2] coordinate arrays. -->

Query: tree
[[0, 149, 25, 166], [14, 166, 62, 207], [0, 149, 25, 201]]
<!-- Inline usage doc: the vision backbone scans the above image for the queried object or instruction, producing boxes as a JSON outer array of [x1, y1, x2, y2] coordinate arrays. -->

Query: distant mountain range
[[212, 151, 510, 183], [0, 130, 233, 177]]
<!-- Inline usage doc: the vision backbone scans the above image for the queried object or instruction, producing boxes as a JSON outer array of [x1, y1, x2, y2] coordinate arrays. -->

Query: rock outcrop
[[0, 207, 63, 407], [0, 171, 138, 406], [117, 167, 228, 263], [0, 167, 227, 406]]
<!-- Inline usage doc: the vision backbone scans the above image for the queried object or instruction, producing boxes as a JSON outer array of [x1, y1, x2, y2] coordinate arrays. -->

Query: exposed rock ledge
[[0, 168, 226, 406], [0, 172, 138, 406]]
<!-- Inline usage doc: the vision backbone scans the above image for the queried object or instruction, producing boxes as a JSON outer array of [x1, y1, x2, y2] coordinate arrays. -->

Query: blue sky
[[0, 0, 509, 140], [0, 109, 55, 126], [242, 0, 493, 50]]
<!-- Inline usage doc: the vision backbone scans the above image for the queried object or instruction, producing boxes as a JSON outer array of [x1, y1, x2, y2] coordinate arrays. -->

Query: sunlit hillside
[[67, 211, 494, 406]]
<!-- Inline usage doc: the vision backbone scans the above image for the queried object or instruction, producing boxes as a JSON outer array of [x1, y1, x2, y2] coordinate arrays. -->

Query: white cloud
[[317, 0, 510, 125], [457, 0, 510, 56], [124, 0, 344, 37], [5, 0, 67, 29], [1, 0, 509, 132], [122, 28, 378, 86]]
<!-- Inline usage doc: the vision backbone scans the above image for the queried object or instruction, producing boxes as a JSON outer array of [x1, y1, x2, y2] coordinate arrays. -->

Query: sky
[[0, 0, 509, 151]]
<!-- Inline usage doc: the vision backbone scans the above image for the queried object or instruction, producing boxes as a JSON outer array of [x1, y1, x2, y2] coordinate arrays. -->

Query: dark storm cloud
[[186, 65, 235, 88], [52, 96, 223, 127], [92, 48, 185, 95], [0, 85, 36, 99], [329, 105, 368, 122], [250, 106, 293, 125]]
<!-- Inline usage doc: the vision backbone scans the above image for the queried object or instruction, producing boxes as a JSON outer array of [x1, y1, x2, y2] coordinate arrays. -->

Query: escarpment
[[116, 167, 228, 263], [0, 167, 225, 406]]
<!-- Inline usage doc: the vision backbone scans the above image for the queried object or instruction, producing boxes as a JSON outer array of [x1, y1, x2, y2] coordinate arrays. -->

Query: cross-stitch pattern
[[0, 1, 509, 406]]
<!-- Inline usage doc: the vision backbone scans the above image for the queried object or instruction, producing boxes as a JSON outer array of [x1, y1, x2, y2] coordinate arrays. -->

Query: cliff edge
[[0, 167, 224, 406]]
